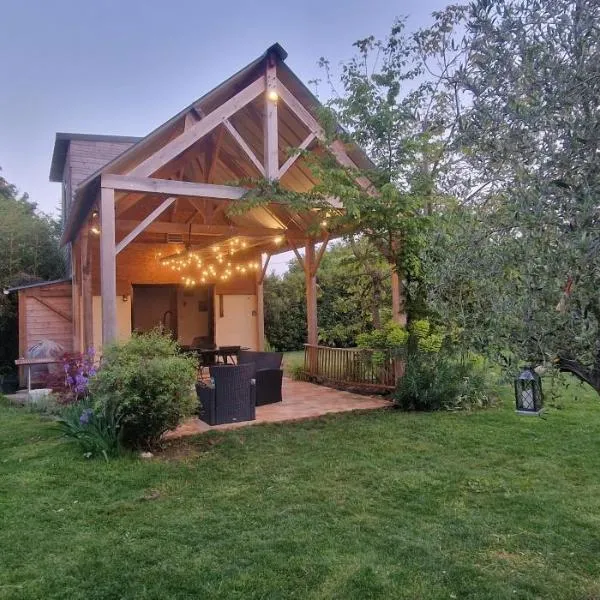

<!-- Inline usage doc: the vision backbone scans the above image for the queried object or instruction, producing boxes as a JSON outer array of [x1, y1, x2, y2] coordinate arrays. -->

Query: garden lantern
[[514, 367, 543, 415]]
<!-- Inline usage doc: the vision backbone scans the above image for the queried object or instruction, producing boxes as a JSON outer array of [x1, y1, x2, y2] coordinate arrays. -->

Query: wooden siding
[[68, 140, 137, 191], [60, 140, 138, 262], [18, 282, 73, 387]]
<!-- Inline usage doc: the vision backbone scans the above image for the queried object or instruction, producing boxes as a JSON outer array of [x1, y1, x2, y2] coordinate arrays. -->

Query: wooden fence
[[303, 344, 396, 390]]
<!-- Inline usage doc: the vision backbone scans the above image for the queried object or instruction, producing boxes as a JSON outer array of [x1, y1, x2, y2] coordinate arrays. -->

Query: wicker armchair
[[196, 364, 256, 426], [238, 350, 283, 406]]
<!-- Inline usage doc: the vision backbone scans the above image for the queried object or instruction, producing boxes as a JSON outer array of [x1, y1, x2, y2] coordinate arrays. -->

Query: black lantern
[[514, 367, 543, 415]]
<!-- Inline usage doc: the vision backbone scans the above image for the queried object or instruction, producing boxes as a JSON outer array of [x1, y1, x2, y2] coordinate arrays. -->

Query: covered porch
[[63, 44, 377, 356]]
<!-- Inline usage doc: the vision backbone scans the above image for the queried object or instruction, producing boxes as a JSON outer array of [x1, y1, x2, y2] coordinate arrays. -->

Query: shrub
[[356, 321, 408, 353], [394, 351, 495, 411], [89, 330, 198, 450], [56, 397, 121, 460]]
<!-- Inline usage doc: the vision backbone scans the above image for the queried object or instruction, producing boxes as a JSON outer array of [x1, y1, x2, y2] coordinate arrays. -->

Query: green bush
[[356, 321, 408, 352], [394, 351, 495, 411], [56, 397, 121, 460], [89, 330, 198, 450]]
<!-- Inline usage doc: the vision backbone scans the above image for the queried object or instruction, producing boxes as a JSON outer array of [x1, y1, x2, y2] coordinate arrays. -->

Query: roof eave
[[3, 277, 72, 294]]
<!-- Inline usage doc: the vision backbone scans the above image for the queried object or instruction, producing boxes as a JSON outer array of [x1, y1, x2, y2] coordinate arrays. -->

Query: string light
[[162, 237, 262, 288]]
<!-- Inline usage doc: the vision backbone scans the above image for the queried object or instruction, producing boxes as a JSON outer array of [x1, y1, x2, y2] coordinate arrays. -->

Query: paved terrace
[[167, 378, 391, 438]]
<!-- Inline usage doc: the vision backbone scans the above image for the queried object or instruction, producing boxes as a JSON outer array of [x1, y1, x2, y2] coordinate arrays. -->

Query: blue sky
[[1, 0, 447, 270]]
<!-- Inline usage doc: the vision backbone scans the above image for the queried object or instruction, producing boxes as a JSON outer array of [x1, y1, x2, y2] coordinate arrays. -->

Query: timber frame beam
[[103, 174, 248, 200], [275, 79, 373, 192], [127, 76, 266, 178], [115, 220, 287, 238]]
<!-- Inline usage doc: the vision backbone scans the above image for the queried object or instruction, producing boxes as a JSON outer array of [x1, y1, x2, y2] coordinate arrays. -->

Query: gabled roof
[[59, 43, 374, 245], [49, 133, 143, 182]]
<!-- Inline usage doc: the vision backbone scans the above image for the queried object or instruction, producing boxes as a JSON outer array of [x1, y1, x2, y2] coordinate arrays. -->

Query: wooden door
[[132, 284, 178, 338]]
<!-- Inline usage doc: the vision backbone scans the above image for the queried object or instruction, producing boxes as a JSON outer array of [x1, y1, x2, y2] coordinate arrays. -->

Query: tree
[[435, 0, 600, 391], [309, 9, 474, 326], [264, 267, 306, 351], [263, 240, 391, 350], [0, 169, 65, 370]]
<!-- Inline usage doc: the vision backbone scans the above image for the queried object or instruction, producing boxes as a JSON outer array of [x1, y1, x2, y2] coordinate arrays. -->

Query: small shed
[[5, 279, 73, 385]]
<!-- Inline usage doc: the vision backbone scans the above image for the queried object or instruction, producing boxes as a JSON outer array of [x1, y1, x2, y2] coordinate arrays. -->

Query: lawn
[[2, 379, 600, 599], [282, 349, 304, 373]]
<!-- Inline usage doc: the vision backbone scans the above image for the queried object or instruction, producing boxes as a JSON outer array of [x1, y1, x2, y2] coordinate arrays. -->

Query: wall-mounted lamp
[[90, 209, 100, 235], [122, 295, 129, 303], [267, 89, 279, 102]]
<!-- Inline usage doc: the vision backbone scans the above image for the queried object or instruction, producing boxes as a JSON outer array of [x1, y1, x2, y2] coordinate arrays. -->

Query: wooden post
[[71, 238, 81, 352], [81, 227, 93, 351], [264, 56, 278, 178], [305, 239, 318, 373], [391, 268, 407, 327], [259, 54, 277, 352], [18, 291, 26, 387], [100, 187, 117, 346], [256, 272, 265, 351], [255, 254, 271, 352]]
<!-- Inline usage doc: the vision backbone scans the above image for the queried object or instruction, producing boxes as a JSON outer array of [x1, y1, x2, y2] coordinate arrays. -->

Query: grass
[[2, 379, 600, 599], [283, 349, 304, 373]]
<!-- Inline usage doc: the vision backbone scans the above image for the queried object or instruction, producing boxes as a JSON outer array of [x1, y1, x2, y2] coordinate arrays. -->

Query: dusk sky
[[1, 0, 448, 271]]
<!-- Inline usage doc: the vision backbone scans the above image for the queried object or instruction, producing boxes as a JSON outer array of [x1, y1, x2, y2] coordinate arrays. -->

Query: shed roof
[[3, 278, 72, 295]]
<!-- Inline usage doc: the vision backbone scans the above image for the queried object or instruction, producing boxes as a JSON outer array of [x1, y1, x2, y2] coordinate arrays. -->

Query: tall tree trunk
[[391, 266, 407, 326], [371, 278, 382, 329]]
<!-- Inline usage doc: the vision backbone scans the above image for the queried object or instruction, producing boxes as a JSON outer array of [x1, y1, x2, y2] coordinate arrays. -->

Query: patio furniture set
[[194, 350, 284, 426]]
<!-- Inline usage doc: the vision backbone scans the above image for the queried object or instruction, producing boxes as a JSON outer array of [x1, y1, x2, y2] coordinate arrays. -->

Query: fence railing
[[303, 344, 396, 390]]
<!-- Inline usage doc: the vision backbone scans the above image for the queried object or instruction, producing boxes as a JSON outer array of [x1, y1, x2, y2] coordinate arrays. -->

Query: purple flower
[[79, 408, 94, 425]]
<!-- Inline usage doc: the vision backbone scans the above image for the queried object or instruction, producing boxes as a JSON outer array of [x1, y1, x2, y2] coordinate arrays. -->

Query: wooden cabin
[[14, 43, 373, 358]]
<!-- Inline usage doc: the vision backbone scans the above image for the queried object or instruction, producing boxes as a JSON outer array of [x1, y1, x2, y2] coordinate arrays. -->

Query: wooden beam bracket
[[311, 234, 330, 277], [115, 196, 176, 254], [223, 119, 265, 176], [288, 238, 305, 272], [258, 254, 272, 285], [278, 132, 316, 178]]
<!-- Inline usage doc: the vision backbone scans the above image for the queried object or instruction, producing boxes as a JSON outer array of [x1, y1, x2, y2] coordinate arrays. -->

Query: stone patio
[[167, 378, 391, 438]]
